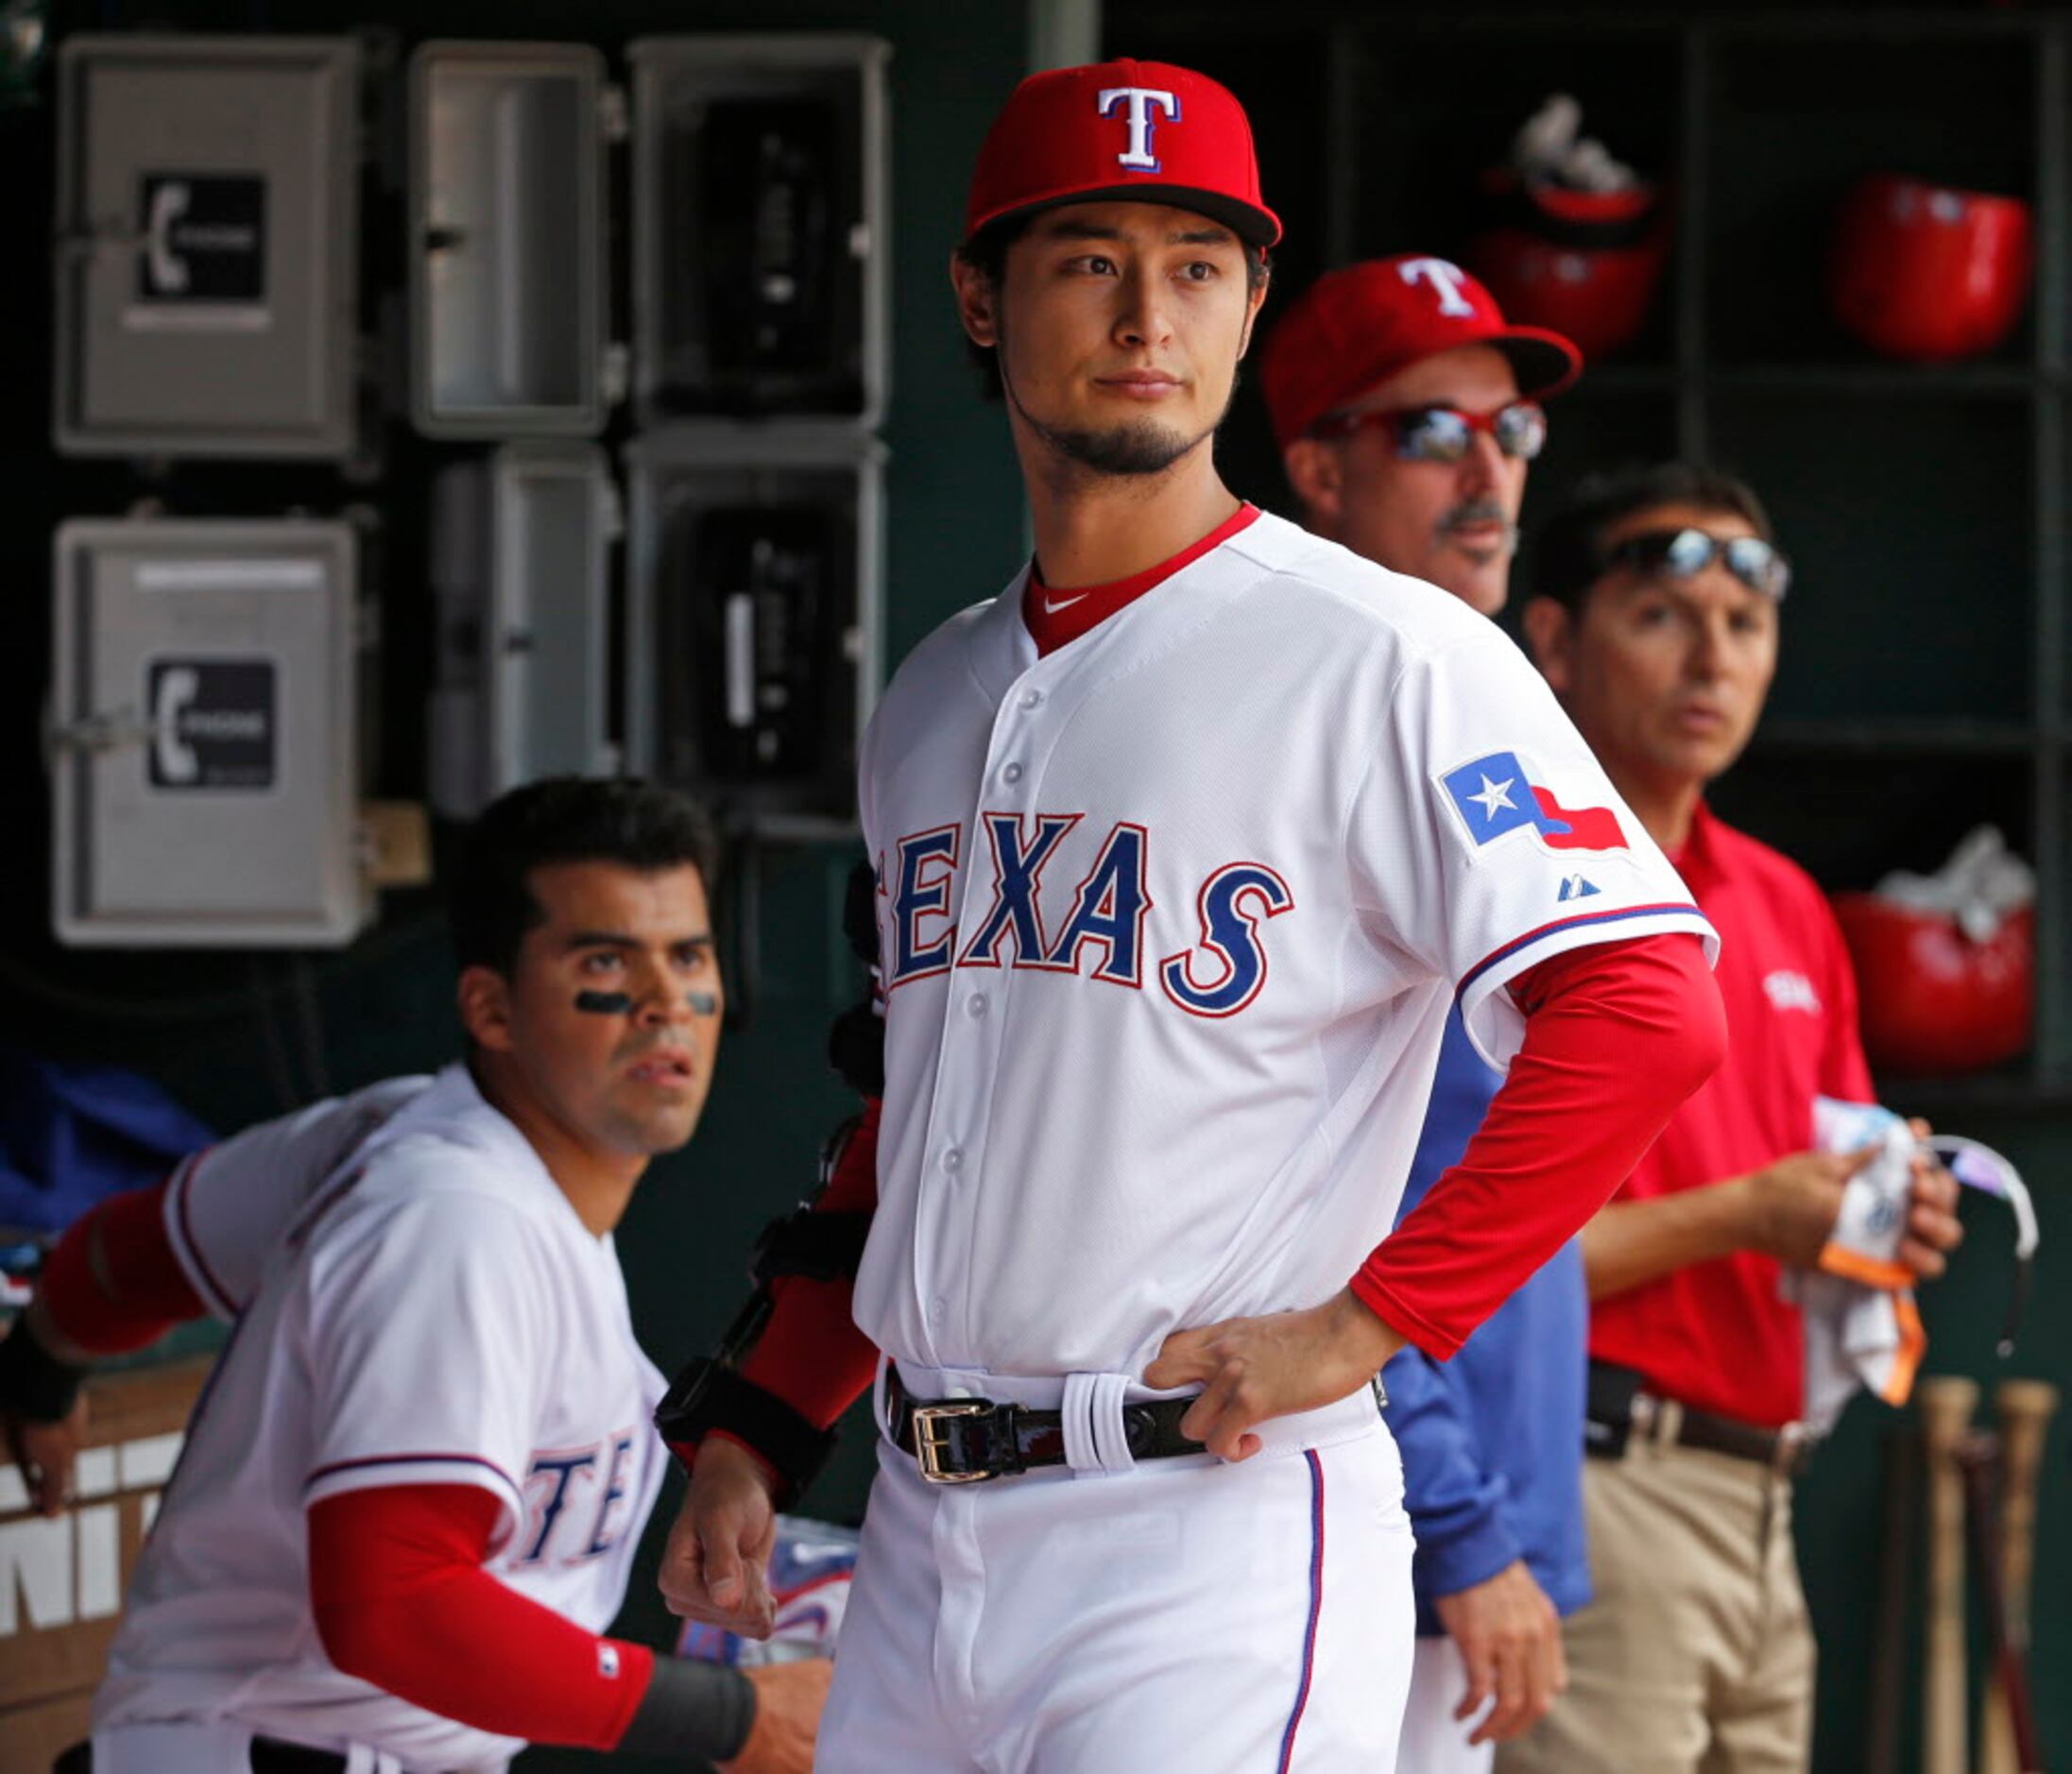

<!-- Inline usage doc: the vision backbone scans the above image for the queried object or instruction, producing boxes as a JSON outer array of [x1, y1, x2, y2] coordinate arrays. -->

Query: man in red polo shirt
[[1498, 464, 1966, 1773]]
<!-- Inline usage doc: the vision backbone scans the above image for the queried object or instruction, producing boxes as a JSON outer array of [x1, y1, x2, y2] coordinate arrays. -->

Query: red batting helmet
[[1832, 894, 2035, 1075], [1827, 175, 2033, 363], [1466, 180, 1670, 363]]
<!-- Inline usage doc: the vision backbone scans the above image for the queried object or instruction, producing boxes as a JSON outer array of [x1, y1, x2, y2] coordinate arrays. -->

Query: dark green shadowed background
[[2, 5, 2065, 1771]]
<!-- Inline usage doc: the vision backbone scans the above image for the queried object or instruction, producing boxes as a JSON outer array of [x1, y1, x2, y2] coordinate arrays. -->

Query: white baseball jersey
[[854, 511, 1715, 1379], [95, 1065, 666, 1770]]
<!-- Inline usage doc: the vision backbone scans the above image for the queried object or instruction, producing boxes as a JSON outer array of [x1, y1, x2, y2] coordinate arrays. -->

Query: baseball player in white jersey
[[0, 780, 823, 1773], [654, 60, 1728, 1772]]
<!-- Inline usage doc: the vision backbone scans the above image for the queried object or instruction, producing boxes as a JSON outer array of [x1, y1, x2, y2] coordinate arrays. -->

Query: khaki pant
[[1494, 1438, 1814, 1774]]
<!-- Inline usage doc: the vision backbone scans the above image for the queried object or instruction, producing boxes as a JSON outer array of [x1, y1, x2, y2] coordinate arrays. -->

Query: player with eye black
[[0, 778, 826, 1774]]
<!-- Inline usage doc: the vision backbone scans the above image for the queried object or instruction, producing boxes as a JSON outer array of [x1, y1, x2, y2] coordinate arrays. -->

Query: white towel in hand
[[1778, 1098, 1926, 1436]]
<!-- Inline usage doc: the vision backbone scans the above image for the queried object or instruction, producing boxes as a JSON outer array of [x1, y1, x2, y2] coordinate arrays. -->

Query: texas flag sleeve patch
[[1440, 751, 1629, 853]]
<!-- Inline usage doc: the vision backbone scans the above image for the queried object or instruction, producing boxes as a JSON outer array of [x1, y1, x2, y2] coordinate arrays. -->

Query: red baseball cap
[[1259, 255, 1584, 449], [965, 59, 1281, 249]]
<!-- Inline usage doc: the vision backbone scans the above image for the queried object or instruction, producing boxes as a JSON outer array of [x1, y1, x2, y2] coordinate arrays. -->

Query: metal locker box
[[625, 428, 884, 835], [629, 35, 890, 427], [50, 519, 371, 947], [429, 444, 620, 818], [52, 35, 362, 459], [410, 42, 618, 437]]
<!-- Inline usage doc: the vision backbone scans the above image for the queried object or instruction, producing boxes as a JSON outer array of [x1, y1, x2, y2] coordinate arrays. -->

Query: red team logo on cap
[[963, 59, 1280, 247], [1396, 257, 1478, 318], [1097, 86, 1180, 172]]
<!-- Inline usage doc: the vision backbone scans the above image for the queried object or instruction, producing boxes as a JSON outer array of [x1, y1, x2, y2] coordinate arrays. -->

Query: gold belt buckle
[[912, 1400, 994, 1484]]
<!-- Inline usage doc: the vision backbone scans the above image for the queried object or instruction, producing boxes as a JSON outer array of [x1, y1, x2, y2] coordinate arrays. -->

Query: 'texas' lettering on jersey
[[514, 1430, 641, 1569], [880, 814, 1293, 1019]]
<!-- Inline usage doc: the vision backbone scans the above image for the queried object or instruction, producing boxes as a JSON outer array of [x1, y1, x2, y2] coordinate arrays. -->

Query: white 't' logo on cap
[[1097, 87, 1180, 173], [1398, 257, 1477, 317]]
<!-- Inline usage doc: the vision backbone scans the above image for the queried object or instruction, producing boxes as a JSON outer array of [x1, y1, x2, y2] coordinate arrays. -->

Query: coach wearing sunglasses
[[1259, 258, 1588, 1774], [1265, 252, 1575, 621], [1499, 465, 1963, 1774]]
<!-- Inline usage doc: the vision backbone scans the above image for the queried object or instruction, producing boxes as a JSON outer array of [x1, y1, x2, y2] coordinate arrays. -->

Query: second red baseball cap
[[1259, 255, 1584, 448], [965, 59, 1282, 249]]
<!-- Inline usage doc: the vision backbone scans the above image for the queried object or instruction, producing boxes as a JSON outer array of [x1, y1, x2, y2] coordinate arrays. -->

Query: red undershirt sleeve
[[308, 1483, 654, 1750], [1353, 932, 1725, 1359], [733, 1097, 883, 1431], [38, 1179, 207, 1355]]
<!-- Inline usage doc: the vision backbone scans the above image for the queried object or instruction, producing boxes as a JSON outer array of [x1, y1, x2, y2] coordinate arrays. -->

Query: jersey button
[[943, 1147, 965, 1172], [928, 1295, 949, 1323], [967, 994, 987, 1017], [1001, 761, 1024, 785], [1019, 689, 1045, 710]]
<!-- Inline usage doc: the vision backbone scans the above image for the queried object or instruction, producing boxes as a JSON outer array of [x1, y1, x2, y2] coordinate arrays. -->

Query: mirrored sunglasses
[[1601, 528, 1792, 601], [1308, 400, 1549, 464]]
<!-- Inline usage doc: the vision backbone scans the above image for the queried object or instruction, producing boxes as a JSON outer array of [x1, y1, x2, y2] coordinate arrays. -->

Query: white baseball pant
[[814, 1364, 1415, 1772], [1396, 1635, 1497, 1774], [91, 1724, 507, 1774]]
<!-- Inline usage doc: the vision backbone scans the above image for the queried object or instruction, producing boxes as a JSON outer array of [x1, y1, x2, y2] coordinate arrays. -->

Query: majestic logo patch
[[1557, 874, 1601, 902], [1440, 751, 1628, 854]]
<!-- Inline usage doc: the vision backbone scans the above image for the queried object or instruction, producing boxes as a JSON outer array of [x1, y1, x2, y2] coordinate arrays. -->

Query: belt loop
[[1088, 1372, 1138, 1474], [1654, 1396, 1685, 1451], [1774, 1421, 1807, 1478], [1062, 1372, 1138, 1476]]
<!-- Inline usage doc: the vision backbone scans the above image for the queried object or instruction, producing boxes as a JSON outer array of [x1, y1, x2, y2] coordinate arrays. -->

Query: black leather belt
[[1585, 1360, 1816, 1478], [885, 1370, 1206, 1483]]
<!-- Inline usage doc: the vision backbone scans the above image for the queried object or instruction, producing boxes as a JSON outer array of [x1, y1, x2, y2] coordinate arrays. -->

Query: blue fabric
[[1381, 1008, 1592, 1637], [0, 1050, 214, 1233]]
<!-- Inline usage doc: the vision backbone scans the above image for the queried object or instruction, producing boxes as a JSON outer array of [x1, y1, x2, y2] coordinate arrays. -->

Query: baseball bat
[[1958, 1433, 2045, 1774], [1865, 1426, 1920, 1774], [1918, 1375, 1978, 1774], [1978, 1380, 2058, 1774]]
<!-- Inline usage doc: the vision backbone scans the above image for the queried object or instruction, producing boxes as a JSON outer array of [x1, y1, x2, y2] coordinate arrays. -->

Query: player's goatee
[[1000, 346, 1237, 479], [1047, 418, 1200, 476], [1004, 368, 1208, 476]]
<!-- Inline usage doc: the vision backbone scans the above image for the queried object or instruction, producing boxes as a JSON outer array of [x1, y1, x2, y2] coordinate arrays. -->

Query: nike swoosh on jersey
[[1043, 592, 1090, 613]]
